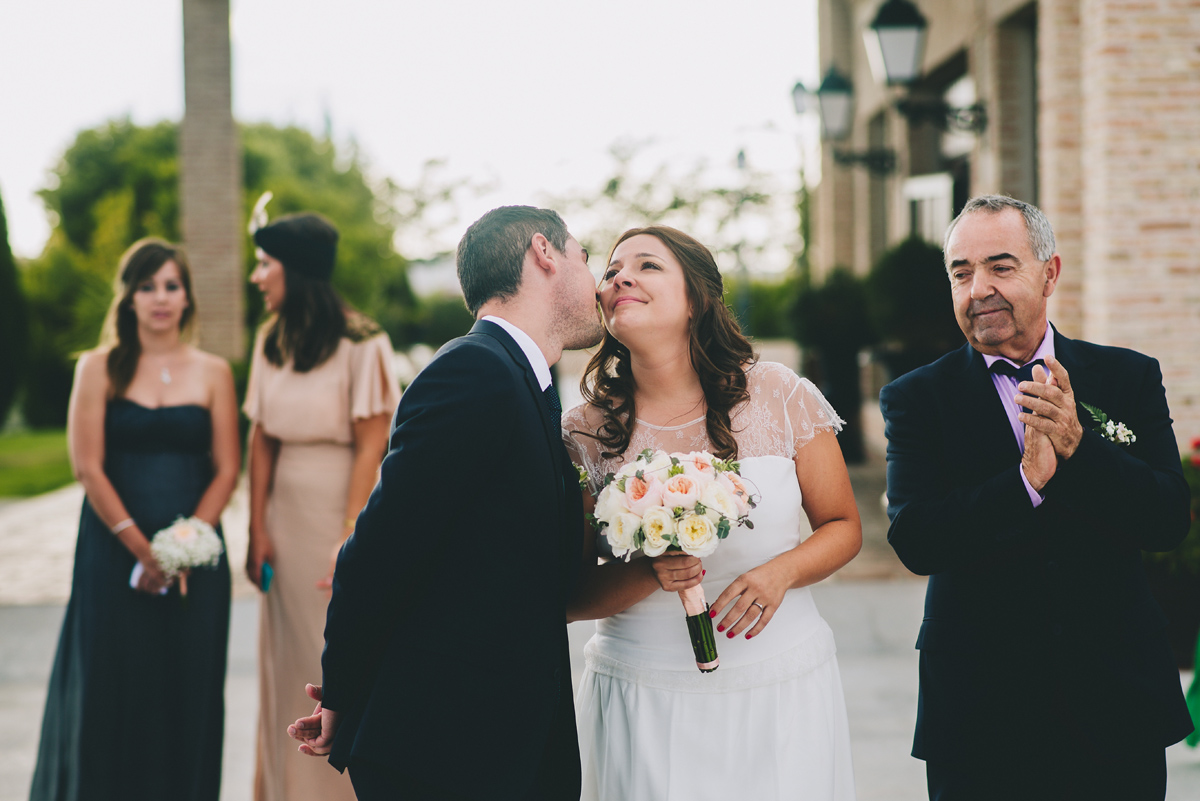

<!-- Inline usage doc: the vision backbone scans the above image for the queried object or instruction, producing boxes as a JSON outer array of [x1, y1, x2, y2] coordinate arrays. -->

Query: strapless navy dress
[[30, 400, 231, 801]]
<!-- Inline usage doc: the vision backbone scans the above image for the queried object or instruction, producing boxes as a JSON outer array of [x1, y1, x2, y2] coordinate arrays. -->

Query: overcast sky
[[1, 0, 821, 271]]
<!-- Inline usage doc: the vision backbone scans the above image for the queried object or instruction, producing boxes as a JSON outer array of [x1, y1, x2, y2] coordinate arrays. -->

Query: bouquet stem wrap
[[679, 585, 719, 672]]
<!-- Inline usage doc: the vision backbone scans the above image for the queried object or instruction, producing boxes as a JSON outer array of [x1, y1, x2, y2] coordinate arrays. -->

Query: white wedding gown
[[562, 362, 857, 801]]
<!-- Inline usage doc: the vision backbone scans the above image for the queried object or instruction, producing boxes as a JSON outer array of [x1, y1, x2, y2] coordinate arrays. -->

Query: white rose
[[605, 512, 643, 560], [171, 520, 199, 544], [642, 451, 674, 481], [593, 485, 629, 526], [700, 481, 738, 524], [640, 507, 676, 557], [676, 512, 719, 557]]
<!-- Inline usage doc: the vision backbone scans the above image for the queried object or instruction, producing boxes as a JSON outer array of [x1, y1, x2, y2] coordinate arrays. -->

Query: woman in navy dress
[[30, 238, 240, 801]]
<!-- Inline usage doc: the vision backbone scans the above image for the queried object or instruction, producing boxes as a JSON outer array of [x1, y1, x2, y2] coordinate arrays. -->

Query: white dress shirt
[[481, 315, 552, 391]]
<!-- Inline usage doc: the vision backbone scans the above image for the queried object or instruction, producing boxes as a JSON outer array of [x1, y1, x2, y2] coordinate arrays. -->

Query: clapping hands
[[1017, 357, 1084, 490]]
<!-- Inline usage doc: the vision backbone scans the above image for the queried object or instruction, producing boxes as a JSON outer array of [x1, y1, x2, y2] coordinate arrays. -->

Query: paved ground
[[3, 458, 1199, 799]]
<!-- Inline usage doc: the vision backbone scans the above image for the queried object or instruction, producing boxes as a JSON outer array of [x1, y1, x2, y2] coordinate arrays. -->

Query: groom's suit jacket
[[320, 320, 583, 799], [881, 329, 1193, 764]]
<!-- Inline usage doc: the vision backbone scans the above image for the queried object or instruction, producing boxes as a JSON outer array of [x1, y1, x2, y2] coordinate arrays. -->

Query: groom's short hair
[[457, 206, 571, 316]]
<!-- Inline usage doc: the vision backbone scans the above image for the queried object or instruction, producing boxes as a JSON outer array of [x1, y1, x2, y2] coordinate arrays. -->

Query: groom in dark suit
[[287, 206, 603, 799], [881, 195, 1193, 800]]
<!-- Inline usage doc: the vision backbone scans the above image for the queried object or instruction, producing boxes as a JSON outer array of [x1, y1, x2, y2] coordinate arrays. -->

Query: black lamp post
[[814, 67, 855, 141], [864, 0, 928, 87], [796, 67, 896, 176], [864, 0, 988, 133]]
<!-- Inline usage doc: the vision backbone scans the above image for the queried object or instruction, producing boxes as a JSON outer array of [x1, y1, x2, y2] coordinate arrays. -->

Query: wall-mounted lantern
[[793, 68, 896, 175]]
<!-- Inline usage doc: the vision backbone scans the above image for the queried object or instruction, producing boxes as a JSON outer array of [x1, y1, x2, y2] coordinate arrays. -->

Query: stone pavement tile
[[0, 601, 259, 801]]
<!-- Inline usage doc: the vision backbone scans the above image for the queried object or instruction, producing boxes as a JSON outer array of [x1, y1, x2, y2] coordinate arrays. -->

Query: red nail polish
[[709, 609, 716, 618], [726, 631, 734, 639], [745, 633, 753, 640], [717, 625, 725, 632], [702, 570, 706, 576]]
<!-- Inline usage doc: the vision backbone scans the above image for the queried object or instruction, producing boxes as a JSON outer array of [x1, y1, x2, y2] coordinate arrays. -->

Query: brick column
[[180, 0, 243, 361], [814, 0, 858, 278], [1078, 0, 1200, 446], [1038, 0, 1084, 339]]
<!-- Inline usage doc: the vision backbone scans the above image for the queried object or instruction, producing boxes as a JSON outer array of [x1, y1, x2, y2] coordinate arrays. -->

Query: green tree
[[791, 268, 878, 464], [0, 187, 30, 426], [866, 237, 963, 377], [20, 118, 419, 426], [547, 141, 773, 265]]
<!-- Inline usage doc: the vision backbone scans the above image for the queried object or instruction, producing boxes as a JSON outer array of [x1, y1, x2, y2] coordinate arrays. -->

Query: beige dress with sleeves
[[243, 330, 401, 801]]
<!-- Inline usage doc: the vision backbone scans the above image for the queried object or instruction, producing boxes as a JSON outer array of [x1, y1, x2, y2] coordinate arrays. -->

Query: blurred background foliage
[[10, 118, 426, 428]]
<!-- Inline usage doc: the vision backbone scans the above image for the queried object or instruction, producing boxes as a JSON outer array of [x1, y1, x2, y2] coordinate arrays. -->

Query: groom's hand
[[287, 683, 340, 757], [1016, 357, 1084, 461]]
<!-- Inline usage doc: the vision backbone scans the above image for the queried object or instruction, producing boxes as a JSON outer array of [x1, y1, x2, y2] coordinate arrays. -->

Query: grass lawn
[[0, 429, 74, 497]]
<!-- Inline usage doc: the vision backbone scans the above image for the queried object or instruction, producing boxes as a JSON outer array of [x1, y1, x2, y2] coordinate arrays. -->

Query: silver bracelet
[[111, 518, 136, 535]]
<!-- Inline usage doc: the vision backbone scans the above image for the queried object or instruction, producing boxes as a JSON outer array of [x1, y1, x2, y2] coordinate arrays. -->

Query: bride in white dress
[[562, 226, 861, 801]]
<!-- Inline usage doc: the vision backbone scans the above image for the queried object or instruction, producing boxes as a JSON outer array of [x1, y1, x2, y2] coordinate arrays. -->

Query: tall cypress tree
[[0, 186, 30, 427]]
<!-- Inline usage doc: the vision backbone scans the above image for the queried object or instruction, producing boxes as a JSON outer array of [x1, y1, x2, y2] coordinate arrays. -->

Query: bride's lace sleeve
[[561, 404, 605, 493], [735, 362, 845, 460]]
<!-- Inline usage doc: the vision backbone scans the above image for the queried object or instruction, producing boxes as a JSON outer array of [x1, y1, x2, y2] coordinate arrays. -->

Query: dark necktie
[[990, 358, 1046, 384], [543, 384, 562, 419]]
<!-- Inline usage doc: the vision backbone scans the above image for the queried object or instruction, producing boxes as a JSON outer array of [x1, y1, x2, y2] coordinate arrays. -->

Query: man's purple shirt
[[981, 324, 1055, 508]]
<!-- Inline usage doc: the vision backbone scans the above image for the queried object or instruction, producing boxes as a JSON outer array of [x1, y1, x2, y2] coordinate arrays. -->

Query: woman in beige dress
[[244, 213, 401, 801]]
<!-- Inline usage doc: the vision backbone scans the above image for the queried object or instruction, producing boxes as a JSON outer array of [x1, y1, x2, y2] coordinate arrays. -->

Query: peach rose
[[625, 474, 665, 515], [662, 473, 702, 509]]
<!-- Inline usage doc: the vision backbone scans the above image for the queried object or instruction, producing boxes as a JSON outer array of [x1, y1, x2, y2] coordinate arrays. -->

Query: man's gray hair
[[943, 195, 1056, 263]]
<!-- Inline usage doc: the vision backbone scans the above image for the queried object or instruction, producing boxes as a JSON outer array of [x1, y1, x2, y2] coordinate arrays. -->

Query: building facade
[[815, 0, 1200, 447]]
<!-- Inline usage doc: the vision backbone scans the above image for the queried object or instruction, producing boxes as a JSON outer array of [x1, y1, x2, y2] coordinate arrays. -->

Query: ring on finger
[[752, 601, 765, 612]]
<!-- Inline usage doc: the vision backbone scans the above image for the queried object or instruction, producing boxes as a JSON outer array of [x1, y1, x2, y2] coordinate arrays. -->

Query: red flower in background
[[1192, 454, 1200, 468], [1191, 436, 1200, 452]]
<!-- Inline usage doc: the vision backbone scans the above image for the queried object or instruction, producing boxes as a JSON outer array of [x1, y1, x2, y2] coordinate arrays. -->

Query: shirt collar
[[982, 323, 1055, 372], [481, 315, 552, 390]]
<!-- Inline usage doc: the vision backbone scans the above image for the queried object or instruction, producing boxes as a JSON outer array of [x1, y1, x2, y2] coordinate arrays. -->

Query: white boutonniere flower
[[1081, 403, 1136, 446]]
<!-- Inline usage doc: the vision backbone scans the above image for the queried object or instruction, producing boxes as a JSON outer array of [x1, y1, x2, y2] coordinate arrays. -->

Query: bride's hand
[[647, 552, 704, 592], [710, 561, 789, 640]]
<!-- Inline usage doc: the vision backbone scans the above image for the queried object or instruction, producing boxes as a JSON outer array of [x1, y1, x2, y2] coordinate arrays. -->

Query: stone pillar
[[814, 0, 857, 277], [1078, 0, 1200, 446], [180, 0, 243, 361], [1038, 0, 1084, 339]]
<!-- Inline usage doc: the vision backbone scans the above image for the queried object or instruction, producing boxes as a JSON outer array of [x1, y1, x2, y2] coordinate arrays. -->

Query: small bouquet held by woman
[[130, 516, 224, 597], [591, 449, 757, 672]]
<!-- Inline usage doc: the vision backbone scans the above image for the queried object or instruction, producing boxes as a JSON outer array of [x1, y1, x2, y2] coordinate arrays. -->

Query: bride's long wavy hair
[[580, 226, 755, 461]]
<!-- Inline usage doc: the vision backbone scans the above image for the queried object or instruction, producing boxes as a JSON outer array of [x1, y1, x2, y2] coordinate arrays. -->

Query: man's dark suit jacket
[[881, 328, 1193, 765], [319, 320, 583, 799]]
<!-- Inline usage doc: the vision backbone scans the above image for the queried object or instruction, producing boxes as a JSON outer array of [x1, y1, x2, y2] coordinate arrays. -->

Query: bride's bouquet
[[592, 449, 757, 672], [130, 516, 224, 597]]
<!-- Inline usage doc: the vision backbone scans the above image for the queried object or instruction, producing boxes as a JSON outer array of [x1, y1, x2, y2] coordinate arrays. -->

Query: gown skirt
[[254, 441, 356, 801], [30, 400, 231, 801], [574, 456, 857, 801]]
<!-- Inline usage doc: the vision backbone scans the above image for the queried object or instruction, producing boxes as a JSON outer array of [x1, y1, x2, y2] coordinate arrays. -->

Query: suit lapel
[[947, 343, 1023, 465], [468, 319, 566, 490], [1051, 329, 1099, 422]]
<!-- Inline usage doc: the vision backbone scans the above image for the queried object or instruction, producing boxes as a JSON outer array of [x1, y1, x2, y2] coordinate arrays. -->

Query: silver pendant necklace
[[161, 366, 172, 385]]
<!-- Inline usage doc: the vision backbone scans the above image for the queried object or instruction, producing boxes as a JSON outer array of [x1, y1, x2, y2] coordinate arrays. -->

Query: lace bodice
[[562, 361, 843, 490]]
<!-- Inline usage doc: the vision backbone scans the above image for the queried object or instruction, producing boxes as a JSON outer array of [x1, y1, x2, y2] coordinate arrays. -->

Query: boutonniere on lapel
[[1080, 403, 1136, 445], [575, 464, 590, 492]]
